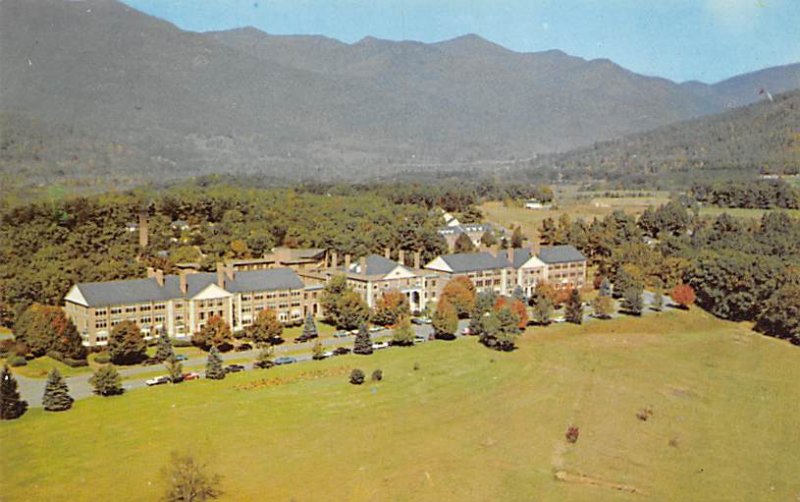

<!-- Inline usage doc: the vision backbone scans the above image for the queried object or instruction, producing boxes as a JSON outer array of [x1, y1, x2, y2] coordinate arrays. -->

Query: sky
[[121, 0, 800, 83]]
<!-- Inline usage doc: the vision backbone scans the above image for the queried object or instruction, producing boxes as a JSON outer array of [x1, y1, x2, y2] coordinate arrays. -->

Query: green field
[[2, 309, 798, 501], [698, 206, 800, 219]]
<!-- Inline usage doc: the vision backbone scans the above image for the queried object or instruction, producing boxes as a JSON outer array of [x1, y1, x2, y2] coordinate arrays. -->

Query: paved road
[[15, 294, 673, 407], [14, 322, 446, 407]]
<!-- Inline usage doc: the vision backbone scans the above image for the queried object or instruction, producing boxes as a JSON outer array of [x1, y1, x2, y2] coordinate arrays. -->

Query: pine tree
[[302, 313, 319, 339], [89, 365, 123, 396], [0, 365, 27, 420], [651, 289, 664, 312], [42, 368, 73, 412], [154, 328, 174, 362], [622, 285, 644, 316], [511, 226, 525, 248], [166, 355, 184, 383], [353, 323, 373, 355], [205, 346, 225, 380], [599, 277, 613, 297], [565, 288, 584, 324]]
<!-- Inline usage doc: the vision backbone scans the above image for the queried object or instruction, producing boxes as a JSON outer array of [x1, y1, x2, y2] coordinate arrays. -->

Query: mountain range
[[1, 0, 798, 185]]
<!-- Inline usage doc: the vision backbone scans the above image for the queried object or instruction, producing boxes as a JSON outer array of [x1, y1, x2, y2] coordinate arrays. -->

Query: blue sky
[[122, 0, 799, 83]]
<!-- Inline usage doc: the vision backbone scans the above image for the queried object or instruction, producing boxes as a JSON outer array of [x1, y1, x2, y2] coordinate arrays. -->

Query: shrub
[[0, 339, 14, 357], [8, 355, 27, 367], [565, 426, 580, 444], [63, 357, 89, 368], [89, 365, 124, 396], [636, 407, 654, 421], [349, 368, 365, 385], [371, 369, 383, 382], [94, 353, 111, 364], [171, 338, 193, 348]]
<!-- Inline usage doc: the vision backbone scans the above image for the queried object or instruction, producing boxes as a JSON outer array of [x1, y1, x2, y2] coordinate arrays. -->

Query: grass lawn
[[1, 356, 95, 379], [2, 309, 798, 501], [282, 320, 338, 340]]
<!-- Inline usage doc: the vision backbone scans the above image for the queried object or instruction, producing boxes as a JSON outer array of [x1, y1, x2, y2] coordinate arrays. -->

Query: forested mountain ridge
[[524, 89, 800, 182], [1, 0, 797, 187]]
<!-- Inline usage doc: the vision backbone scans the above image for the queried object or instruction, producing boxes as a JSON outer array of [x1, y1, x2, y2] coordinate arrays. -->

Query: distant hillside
[[0, 0, 797, 186], [525, 90, 800, 181]]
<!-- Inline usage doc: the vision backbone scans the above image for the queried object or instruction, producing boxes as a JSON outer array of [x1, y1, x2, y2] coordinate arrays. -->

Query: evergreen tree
[[468, 290, 497, 336], [153, 328, 174, 362], [311, 339, 325, 360], [564, 288, 584, 324], [89, 365, 123, 396], [392, 315, 415, 346], [479, 307, 521, 351], [302, 313, 319, 339], [353, 323, 373, 355], [511, 226, 525, 248], [512, 285, 526, 303], [621, 285, 644, 316], [0, 365, 27, 420], [480, 231, 497, 248], [651, 289, 664, 312], [165, 354, 184, 383], [530, 286, 554, 325], [42, 368, 73, 412], [205, 346, 225, 380], [599, 277, 613, 297], [109, 320, 147, 365]]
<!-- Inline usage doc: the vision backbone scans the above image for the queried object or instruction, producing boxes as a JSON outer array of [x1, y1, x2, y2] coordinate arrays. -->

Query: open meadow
[[2, 309, 798, 501]]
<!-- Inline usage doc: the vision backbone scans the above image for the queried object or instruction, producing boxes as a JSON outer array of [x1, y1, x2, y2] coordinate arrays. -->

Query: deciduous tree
[[392, 315, 415, 346], [671, 283, 696, 310], [755, 283, 800, 345], [89, 365, 123, 396], [193, 315, 233, 352], [432, 301, 458, 339], [247, 309, 283, 347], [454, 233, 477, 253], [564, 288, 584, 324], [371, 289, 410, 327], [440, 276, 477, 318], [162, 452, 223, 502], [109, 320, 147, 365], [592, 295, 614, 319]]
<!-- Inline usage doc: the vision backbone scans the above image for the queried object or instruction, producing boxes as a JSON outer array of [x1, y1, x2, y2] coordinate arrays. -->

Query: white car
[[322, 350, 334, 358], [372, 341, 389, 350], [145, 375, 170, 386]]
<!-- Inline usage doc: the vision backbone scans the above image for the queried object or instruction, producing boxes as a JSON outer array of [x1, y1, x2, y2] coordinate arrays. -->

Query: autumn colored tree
[[247, 309, 283, 347], [13, 304, 86, 360], [671, 283, 696, 310], [495, 297, 528, 330], [592, 295, 615, 319], [371, 289, 410, 326], [193, 315, 233, 352], [440, 276, 477, 318]]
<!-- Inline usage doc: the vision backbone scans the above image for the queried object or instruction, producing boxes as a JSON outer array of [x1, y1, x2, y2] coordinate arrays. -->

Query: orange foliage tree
[[671, 283, 696, 309], [495, 296, 529, 329], [441, 276, 477, 317]]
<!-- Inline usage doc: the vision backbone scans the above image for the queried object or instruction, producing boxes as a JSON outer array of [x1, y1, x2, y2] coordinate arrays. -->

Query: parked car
[[142, 358, 161, 366], [332, 347, 351, 356], [235, 343, 252, 352], [333, 331, 350, 338], [368, 326, 385, 333], [294, 335, 317, 344], [461, 327, 471, 335], [412, 317, 432, 325], [274, 356, 297, 365], [414, 334, 428, 343], [182, 371, 200, 381], [145, 375, 170, 386], [253, 360, 274, 370], [372, 341, 389, 350], [175, 354, 189, 361], [322, 350, 334, 358], [224, 364, 246, 373]]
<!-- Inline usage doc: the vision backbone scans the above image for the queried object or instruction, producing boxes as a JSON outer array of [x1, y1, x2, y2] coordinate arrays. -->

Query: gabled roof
[[537, 245, 586, 264], [344, 255, 411, 277], [430, 252, 511, 273], [69, 268, 305, 308], [498, 248, 532, 269], [437, 223, 492, 236]]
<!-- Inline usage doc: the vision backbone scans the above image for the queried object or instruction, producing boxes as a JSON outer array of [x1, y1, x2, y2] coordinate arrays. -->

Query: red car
[[182, 372, 200, 381]]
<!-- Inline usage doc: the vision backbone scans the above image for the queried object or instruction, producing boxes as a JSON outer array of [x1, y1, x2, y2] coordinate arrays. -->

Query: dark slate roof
[[437, 252, 511, 273], [344, 255, 407, 276], [437, 223, 492, 236], [498, 248, 532, 269], [74, 268, 304, 307], [537, 245, 586, 264]]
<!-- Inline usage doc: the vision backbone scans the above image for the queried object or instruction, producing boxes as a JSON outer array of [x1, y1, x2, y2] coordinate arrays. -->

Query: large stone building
[[64, 264, 316, 347], [437, 223, 493, 252]]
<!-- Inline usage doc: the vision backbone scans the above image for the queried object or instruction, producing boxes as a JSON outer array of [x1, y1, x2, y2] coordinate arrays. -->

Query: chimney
[[509, 247, 515, 266], [331, 251, 338, 269], [138, 211, 149, 249], [155, 269, 164, 287], [414, 250, 421, 269], [532, 239, 541, 256], [216, 262, 226, 288], [360, 256, 367, 275], [146, 267, 155, 278], [384, 247, 391, 259], [345, 254, 351, 271], [225, 263, 235, 281], [179, 271, 188, 294], [398, 249, 405, 265]]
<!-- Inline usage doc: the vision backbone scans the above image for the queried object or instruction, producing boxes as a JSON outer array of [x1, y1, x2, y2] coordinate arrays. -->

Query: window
[[95, 320, 107, 329], [140, 316, 152, 325], [154, 304, 166, 311], [140, 305, 151, 312], [95, 309, 107, 317], [242, 295, 252, 302], [216, 300, 224, 307], [154, 315, 165, 324], [110, 307, 123, 315], [254, 294, 264, 301], [111, 319, 121, 326], [125, 306, 137, 313]]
